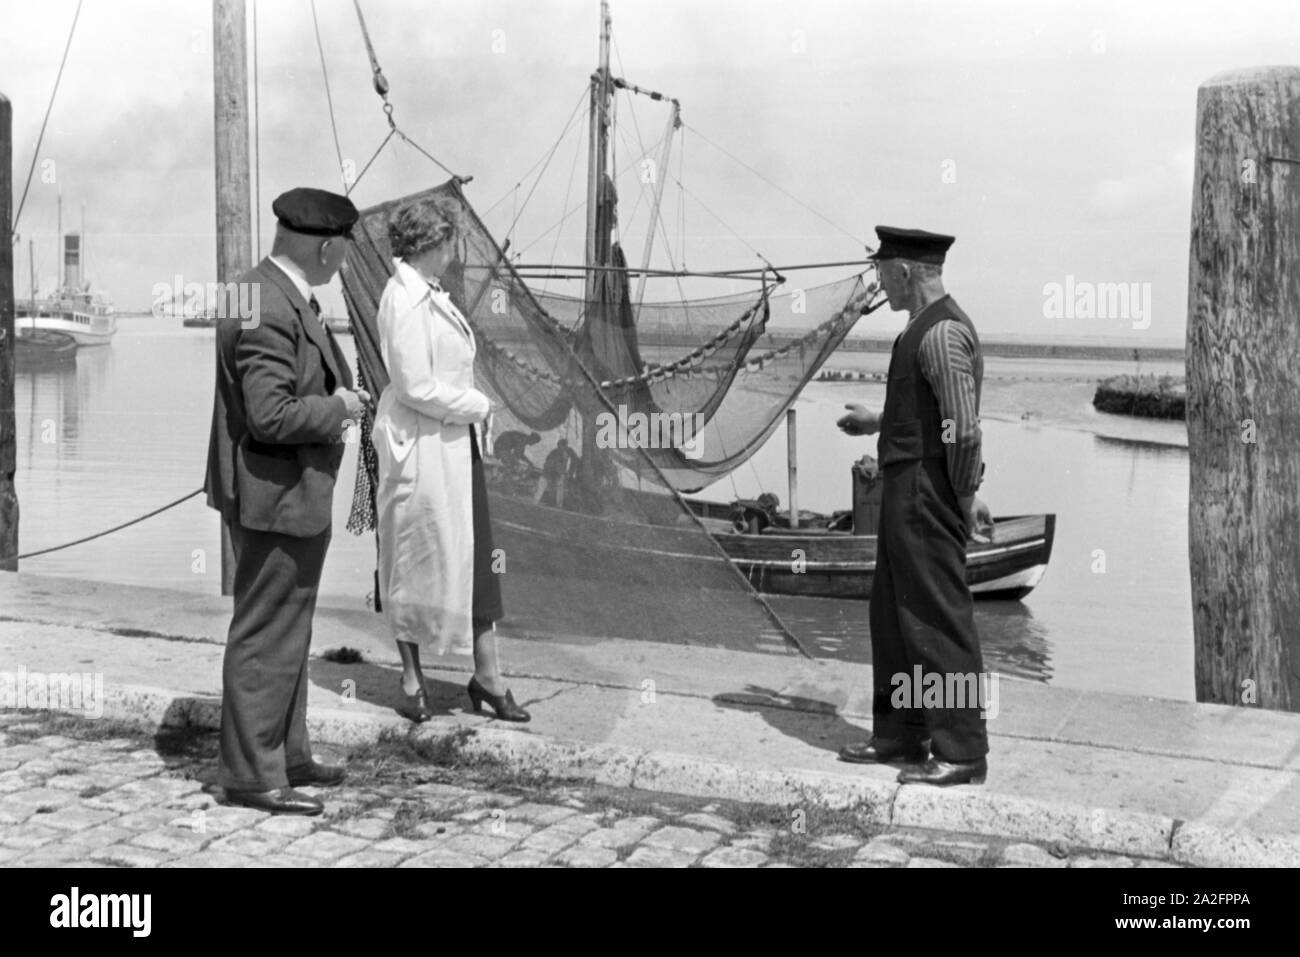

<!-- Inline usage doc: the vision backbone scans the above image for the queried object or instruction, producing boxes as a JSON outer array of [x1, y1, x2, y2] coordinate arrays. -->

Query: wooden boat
[[691, 500, 1056, 601]]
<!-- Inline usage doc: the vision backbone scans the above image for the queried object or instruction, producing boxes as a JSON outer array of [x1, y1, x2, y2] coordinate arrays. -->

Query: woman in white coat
[[372, 197, 529, 723]]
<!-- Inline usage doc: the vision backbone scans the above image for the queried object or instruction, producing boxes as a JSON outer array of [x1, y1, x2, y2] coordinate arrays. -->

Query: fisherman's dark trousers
[[218, 522, 331, 791], [869, 456, 988, 761]]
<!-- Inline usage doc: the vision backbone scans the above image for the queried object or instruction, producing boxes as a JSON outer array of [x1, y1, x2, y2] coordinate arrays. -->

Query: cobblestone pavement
[[0, 711, 1184, 868]]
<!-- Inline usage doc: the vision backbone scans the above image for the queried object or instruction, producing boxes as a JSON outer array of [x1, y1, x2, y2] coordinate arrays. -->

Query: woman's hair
[[387, 196, 462, 260]]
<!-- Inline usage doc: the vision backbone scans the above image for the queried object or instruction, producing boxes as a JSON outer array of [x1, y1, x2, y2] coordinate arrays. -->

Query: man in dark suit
[[205, 188, 367, 815], [836, 227, 994, 787]]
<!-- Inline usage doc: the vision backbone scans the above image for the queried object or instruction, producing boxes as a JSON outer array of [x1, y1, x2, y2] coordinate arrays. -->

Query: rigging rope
[[2, 490, 203, 563], [11, 0, 83, 236], [481, 85, 589, 219], [543, 96, 587, 295], [684, 122, 868, 249], [310, 0, 348, 190], [349, 0, 467, 184]]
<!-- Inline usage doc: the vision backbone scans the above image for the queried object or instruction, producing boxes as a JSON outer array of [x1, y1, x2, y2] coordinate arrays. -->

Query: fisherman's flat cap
[[868, 226, 956, 265], [272, 187, 359, 238]]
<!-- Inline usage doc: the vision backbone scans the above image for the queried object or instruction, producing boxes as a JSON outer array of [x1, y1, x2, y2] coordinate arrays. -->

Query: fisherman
[[836, 226, 994, 787], [204, 187, 365, 814], [534, 437, 582, 507], [493, 429, 542, 472]]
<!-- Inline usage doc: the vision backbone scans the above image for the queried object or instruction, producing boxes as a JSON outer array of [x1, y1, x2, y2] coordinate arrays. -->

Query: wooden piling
[[1, 93, 18, 572], [213, 0, 252, 595], [1187, 67, 1300, 711]]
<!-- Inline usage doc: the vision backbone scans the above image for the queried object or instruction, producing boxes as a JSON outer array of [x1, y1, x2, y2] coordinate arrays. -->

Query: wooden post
[[1187, 67, 1300, 711], [213, 0, 252, 596], [0, 93, 17, 572], [786, 408, 798, 529]]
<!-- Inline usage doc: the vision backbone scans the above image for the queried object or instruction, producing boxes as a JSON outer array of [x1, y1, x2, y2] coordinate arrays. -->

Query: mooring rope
[[11, 0, 83, 236], [2, 489, 204, 563]]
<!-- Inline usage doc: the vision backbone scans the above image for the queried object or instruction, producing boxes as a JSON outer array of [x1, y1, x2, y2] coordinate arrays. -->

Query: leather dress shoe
[[287, 761, 346, 788], [224, 787, 324, 816], [397, 678, 435, 723], [838, 736, 930, 765], [897, 756, 987, 787], [467, 676, 531, 722]]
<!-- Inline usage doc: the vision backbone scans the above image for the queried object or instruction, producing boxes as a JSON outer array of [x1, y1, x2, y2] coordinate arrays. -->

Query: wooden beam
[[213, 0, 252, 596], [0, 93, 17, 572], [1187, 67, 1300, 711]]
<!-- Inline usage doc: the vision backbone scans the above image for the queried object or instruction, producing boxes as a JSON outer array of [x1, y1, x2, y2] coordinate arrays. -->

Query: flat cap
[[272, 187, 359, 238], [867, 226, 955, 265]]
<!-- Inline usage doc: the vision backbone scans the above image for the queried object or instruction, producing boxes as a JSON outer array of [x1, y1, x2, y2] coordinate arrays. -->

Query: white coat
[[372, 258, 491, 654]]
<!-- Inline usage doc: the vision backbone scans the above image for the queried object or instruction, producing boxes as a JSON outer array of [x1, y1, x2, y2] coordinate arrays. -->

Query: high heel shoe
[[397, 677, 434, 723], [467, 676, 531, 722]]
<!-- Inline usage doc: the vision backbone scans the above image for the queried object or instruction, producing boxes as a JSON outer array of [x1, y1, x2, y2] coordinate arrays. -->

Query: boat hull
[[19, 314, 116, 346], [15, 329, 78, 368], [705, 513, 1056, 602]]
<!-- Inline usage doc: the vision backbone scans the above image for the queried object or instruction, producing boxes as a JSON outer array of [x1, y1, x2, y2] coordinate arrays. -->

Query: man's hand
[[334, 387, 369, 420], [958, 494, 994, 543], [837, 403, 882, 436]]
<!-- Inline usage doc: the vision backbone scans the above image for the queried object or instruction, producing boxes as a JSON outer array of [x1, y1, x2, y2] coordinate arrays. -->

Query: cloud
[[1087, 148, 1193, 218]]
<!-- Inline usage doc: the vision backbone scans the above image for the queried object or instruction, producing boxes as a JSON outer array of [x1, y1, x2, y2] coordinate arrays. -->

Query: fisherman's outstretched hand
[[959, 494, 994, 543], [837, 403, 881, 436]]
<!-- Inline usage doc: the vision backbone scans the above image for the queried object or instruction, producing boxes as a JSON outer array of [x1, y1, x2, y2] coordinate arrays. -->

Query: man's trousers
[[218, 522, 331, 791], [869, 457, 988, 761]]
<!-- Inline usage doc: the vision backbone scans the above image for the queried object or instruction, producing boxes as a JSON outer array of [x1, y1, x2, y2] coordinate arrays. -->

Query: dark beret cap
[[272, 187, 359, 238], [867, 226, 956, 265]]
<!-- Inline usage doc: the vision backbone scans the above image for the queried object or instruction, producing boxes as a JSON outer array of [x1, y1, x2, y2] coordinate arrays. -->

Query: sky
[[3, 0, 1298, 342]]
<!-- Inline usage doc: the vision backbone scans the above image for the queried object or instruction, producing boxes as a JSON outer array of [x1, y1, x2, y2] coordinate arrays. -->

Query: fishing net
[[341, 179, 874, 651]]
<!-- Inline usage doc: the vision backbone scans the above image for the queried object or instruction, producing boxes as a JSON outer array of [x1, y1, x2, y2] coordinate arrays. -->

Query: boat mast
[[583, 0, 612, 309], [56, 190, 62, 293], [634, 100, 679, 309]]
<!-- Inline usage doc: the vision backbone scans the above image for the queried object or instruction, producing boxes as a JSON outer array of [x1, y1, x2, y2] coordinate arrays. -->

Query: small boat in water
[[699, 506, 1056, 601], [687, 457, 1056, 601]]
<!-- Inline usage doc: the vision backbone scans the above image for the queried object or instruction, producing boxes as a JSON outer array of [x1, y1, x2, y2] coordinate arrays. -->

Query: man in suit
[[836, 227, 994, 786], [205, 187, 368, 815]]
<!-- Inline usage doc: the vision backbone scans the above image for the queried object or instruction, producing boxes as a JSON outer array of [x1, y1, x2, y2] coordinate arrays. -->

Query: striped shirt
[[917, 318, 983, 496]]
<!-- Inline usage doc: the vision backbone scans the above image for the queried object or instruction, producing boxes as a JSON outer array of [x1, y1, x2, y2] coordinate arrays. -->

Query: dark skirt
[[470, 426, 504, 627]]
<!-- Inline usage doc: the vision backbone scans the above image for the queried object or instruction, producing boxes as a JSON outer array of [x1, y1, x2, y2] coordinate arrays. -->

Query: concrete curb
[[88, 683, 1299, 868]]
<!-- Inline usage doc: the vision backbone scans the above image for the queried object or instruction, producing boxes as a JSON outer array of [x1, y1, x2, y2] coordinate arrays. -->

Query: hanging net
[[340, 178, 875, 653]]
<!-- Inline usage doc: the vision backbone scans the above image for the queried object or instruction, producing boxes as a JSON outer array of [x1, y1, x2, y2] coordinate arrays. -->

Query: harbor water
[[10, 316, 1192, 701]]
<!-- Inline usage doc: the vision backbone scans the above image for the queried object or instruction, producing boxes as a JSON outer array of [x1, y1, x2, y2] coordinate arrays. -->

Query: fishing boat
[[254, 1, 1053, 648], [692, 500, 1056, 601]]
